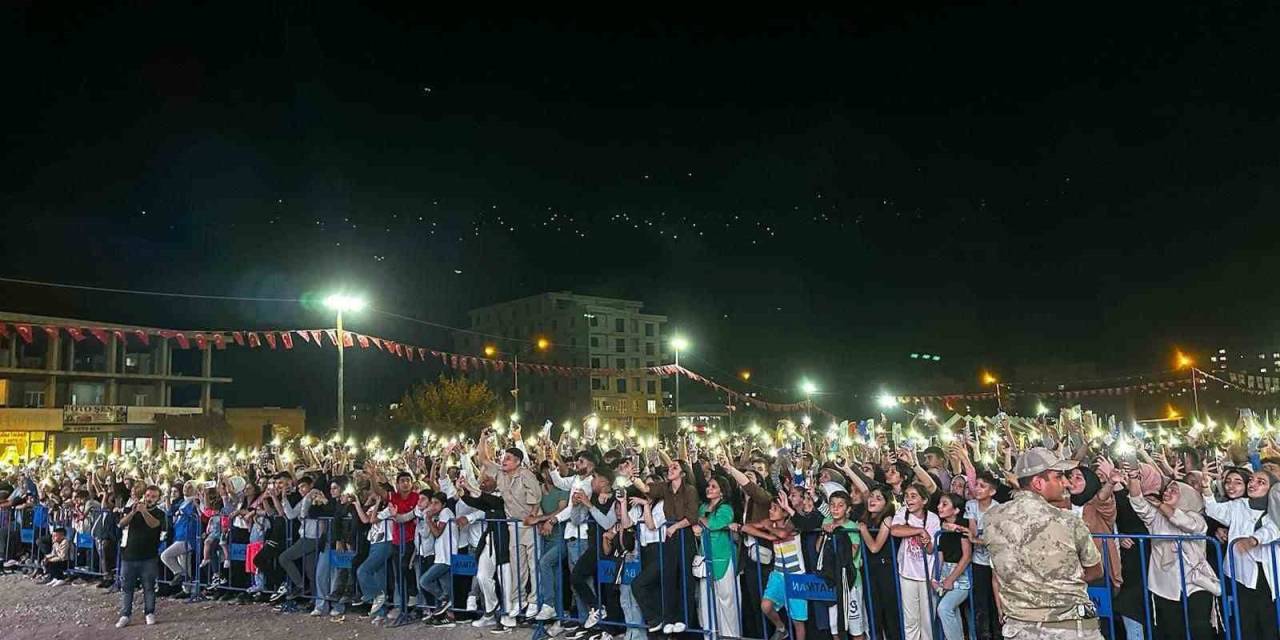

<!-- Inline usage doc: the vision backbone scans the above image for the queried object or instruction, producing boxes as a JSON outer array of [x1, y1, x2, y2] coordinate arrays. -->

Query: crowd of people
[[2, 410, 1280, 640]]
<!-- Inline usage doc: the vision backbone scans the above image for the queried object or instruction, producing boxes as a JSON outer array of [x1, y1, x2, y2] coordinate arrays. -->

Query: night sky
[[4, 3, 1280, 421]]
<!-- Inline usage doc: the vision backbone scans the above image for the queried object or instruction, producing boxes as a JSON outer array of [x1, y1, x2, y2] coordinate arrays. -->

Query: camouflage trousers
[[1002, 617, 1102, 640]]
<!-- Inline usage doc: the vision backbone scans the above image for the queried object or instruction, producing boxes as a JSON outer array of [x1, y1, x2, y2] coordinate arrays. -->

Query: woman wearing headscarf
[[1201, 467, 1280, 640], [1128, 473, 1218, 640], [1107, 461, 1162, 640], [1068, 465, 1121, 591]]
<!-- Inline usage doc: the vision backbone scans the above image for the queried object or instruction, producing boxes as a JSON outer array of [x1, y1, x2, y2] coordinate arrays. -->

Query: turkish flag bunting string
[[213, 333, 226, 350], [14, 325, 32, 343], [194, 333, 208, 350], [232, 332, 244, 346], [42, 326, 58, 341], [247, 332, 261, 348], [264, 332, 277, 350], [325, 330, 338, 346], [66, 328, 86, 342], [174, 333, 191, 349], [280, 332, 293, 350], [296, 330, 311, 344], [342, 332, 354, 348], [89, 328, 109, 345], [357, 334, 370, 349], [112, 329, 126, 344]]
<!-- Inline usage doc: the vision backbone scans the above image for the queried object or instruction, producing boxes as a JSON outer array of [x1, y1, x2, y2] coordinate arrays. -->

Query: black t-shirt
[[939, 516, 970, 564], [121, 506, 166, 561]]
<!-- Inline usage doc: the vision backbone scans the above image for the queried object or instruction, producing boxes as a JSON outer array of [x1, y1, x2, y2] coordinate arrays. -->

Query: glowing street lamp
[[324, 293, 367, 438], [740, 370, 752, 382], [982, 371, 1003, 411], [876, 394, 899, 409], [1175, 349, 1200, 419], [670, 335, 690, 418]]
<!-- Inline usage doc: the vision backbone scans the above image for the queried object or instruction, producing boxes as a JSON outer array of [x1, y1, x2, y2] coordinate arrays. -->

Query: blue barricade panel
[[785, 574, 836, 602], [330, 550, 355, 569], [229, 543, 247, 562], [452, 553, 478, 576], [20, 528, 34, 544], [75, 532, 94, 549]]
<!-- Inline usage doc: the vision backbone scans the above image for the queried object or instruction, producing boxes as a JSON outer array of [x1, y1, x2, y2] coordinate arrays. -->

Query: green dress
[[698, 502, 735, 580]]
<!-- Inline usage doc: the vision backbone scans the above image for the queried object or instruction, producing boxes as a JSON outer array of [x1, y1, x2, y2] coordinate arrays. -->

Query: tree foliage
[[393, 375, 501, 434]]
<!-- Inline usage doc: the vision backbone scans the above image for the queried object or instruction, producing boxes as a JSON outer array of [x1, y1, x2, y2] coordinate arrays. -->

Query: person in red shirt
[[377, 472, 420, 621]]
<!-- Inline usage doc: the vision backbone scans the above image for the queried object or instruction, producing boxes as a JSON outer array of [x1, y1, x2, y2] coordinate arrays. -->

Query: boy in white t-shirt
[[418, 492, 459, 626]]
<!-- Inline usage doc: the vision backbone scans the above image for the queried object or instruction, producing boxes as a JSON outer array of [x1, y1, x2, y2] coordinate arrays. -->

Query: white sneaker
[[662, 624, 675, 634], [523, 602, 540, 618], [370, 593, 386, 613], [310, 609, 324, 616], [649, 623, 665, 633], [584, 608, 601, 629], [499, 614, 518, 628], [535, 604, 557, 621], [329, 609, 342, 617], [472, 614, 497, 628], [115, 616, 130, 629], [670, 622, 686, 633], [466, 595, 479, 612], [145, 614, 156, 626], [47, 579, 65, 587]]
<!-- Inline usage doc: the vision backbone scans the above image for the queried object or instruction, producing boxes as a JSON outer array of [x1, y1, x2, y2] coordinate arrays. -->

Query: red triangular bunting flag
[[309, 330, 324, 345], [248, 332, 261, 348], [193, 333, 208, 350], [213, 334, 226, 350], [112, 329, 126, 344], [341, 332, 353, 348], [66, 328, 86, 342], [325, 330, 338, 346], [280, 332, 293, 349], [296, 330, 311, 344], [174, 333, 191, 349], [15, 325, 33, 343], [43, 326, 59, 341], [89, 328, 109, 344], [406, 347, 414, 362], [0, 324, 6, 338], [231, 331, 244, 346], [264, 332, 277, 350], [418, 347, 427, 360], [373, 337, 385, 351], [357, 334, 370, 349], [459, 356, 469, 371], [387, 341, 399, 356], [450, 354, 459, 369], [134, 330, 149, 346]]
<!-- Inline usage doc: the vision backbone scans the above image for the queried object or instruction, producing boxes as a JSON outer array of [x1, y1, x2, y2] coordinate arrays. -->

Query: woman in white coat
[[1128, 474, 1218, 640], [1201, 468, 1279, 640]]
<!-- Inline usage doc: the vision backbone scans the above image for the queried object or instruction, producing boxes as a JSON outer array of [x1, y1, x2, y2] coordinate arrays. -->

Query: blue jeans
[[357, 542, 392, 610], [537, 537, 565, 610], [119, 558, 158, 618], [1122, 615, 1145, 640], [419, 562, 452, 605], [313, 548, 332, 612], [937, 586, 970, 640], [565, 538, 589, 617], [620, 583, 645, 640]]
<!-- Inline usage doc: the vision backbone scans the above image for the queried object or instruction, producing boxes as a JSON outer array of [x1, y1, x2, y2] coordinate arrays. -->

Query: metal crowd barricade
[[1225, 536, 1280, 640], [1093, 532, 1227, 640]]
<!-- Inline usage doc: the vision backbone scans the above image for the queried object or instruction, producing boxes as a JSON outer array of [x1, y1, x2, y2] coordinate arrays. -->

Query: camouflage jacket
[[983, 490, 1102, 622]]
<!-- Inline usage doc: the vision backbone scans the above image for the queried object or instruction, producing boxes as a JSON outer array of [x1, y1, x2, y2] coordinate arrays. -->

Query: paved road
[[0, 573, 534, 640]]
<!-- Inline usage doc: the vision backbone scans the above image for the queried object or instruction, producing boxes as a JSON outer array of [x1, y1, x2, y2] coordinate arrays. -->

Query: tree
[[393, 375, 501, 435]]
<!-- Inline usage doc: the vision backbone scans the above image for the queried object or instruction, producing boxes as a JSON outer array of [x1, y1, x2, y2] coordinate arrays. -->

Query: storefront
[[0, 408, 60, 463]]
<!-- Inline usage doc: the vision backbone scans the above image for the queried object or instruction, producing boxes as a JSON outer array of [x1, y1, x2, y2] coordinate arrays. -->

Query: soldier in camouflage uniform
[[982, 447, 1104, 639]]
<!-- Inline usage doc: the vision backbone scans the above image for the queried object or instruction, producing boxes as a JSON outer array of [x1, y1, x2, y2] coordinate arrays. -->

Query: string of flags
[[0, 321, 831, 416]]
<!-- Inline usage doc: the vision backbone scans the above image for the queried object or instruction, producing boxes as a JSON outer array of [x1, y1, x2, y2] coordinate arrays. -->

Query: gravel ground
[[0, 573, 537, 640]]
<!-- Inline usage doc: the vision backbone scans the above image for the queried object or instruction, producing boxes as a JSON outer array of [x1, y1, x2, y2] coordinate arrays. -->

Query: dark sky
[[3, 3, 1279, 421]]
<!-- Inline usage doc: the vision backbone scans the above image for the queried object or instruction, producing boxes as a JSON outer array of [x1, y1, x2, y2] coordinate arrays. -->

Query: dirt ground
[[0, 573, 537, 640]]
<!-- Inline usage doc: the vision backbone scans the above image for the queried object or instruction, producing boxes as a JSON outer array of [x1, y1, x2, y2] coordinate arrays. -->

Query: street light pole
[[336, 308, 345, 438], [324, 293, 366, 440], [1191, 367, 1200, 420]]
